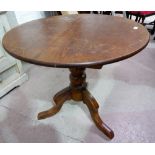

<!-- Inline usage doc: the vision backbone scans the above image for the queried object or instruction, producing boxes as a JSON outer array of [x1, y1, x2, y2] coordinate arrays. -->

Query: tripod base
[[38, 68, 114, 139]]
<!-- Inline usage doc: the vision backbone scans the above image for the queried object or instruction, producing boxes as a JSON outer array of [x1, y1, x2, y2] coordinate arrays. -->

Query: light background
[[0, 0, 154, 154], [0, 0, 155, 10]]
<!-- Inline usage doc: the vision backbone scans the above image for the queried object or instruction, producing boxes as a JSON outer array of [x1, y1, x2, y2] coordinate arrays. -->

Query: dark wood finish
[[38, 68, 114, 139], [82, 89, 114, 139], [3, 14, 149, 68], [38, 86, 71, 119], [2, 14, 149, 139]]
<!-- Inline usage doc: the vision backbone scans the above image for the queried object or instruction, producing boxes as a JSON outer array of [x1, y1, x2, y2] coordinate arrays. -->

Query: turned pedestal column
[[38, 68, 114, 139]]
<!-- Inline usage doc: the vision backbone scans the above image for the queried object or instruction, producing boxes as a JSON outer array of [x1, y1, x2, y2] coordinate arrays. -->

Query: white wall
[[61, 11, 78, 15], [14, 11, 80, 24], [14, 11, 45, 24]]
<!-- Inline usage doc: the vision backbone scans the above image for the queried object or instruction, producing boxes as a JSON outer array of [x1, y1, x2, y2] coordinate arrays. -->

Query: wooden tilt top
[[2, 14, 150, 68]]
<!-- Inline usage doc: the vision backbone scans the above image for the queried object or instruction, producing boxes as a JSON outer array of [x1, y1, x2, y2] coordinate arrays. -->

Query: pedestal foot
[[38, 87, 71, 120], [83, 89, 114, 139], [38, 68, 114, 139]]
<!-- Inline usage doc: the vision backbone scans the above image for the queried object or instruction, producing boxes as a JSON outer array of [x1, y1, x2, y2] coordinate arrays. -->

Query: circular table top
[[2, 14, 149, 68]]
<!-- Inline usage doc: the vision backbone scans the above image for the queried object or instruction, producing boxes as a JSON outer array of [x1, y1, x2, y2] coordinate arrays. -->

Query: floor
[[0, 35, 155, 143], [1, 11, 155, 142]]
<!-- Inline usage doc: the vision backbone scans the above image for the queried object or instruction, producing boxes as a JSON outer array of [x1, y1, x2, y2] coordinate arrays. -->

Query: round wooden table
[[2, 14, 149, 139]]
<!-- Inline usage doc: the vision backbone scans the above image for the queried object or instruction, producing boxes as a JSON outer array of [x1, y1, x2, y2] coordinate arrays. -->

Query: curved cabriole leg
[[38, 87, 71, 120], [83, 89, 114, 139], [37, 67, 114, 139]]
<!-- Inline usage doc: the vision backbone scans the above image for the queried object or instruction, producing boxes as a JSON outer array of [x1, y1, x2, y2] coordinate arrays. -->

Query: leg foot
[[37, 67, 114, 139], [38, 87, 71, 120], [83, 90, 114, 139]]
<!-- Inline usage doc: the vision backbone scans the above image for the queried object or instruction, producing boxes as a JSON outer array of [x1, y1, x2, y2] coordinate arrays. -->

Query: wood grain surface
[[2, 14, 149, 68]]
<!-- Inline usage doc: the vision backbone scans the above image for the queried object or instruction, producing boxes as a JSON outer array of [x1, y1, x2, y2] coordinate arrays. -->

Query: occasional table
[[2, 14, 149, 139]]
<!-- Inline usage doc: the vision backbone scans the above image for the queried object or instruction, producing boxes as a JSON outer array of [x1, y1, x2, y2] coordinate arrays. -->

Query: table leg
[[38, 87, 71, 120], [37, 67, 114, 139], [83, 89, 114, 139]]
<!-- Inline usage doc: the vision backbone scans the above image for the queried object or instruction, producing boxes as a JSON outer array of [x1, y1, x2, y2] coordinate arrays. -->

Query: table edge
[[3, 37, 150, 68]]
